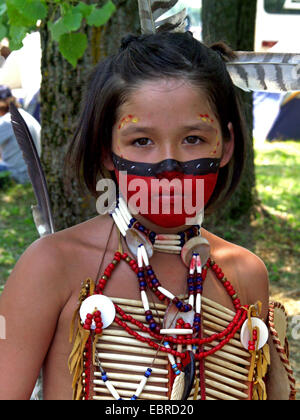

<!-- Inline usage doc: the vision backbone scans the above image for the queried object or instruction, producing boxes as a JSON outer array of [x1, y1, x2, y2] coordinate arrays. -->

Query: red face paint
[[112, 154, 220, 228]]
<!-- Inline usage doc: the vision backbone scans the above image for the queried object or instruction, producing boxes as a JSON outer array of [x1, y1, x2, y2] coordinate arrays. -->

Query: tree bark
[[39, 0, 140, 231], [202, 0, 257, 221]]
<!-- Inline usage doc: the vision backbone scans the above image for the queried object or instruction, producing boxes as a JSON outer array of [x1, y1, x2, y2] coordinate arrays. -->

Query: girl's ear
[[102, 148, 115, 171], [220, 122, 235, 168]]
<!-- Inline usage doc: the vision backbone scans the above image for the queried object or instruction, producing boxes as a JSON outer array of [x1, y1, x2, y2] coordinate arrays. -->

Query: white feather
[[227, 52, 300, 92]]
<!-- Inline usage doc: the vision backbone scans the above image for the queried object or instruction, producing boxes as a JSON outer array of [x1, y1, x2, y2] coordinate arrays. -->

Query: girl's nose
[[155, 159, 184, 180]]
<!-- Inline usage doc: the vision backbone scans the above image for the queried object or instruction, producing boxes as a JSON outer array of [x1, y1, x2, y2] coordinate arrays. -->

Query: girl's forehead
[[123, 79, 208, 107], [117, 78, 218, 126]]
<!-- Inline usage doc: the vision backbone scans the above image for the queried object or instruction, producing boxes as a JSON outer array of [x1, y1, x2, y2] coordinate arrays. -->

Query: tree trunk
[[202, 0, 257, 221], [39, 0, 140, 231]]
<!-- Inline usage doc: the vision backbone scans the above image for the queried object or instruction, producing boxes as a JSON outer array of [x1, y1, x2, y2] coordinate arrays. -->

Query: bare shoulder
[[0, 215, 115, 399], [203, 229, 269, 319], [4, 215, 113, 302]]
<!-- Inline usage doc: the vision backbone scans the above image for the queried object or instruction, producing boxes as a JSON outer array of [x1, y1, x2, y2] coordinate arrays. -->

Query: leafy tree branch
[[0, 0, 116, 66]]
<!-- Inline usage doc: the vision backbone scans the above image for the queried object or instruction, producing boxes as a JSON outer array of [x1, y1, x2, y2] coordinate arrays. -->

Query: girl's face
[[104, 78, 234, 230], [107, 78, 234, 167]]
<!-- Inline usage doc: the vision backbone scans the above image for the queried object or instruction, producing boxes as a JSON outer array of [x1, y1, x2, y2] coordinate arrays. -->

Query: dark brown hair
[[66, 31, 248, 214], [0, 96, 19, 114]]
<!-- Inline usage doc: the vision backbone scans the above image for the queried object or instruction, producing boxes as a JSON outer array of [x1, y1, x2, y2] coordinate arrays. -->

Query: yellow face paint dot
[[118, 115, 139, 130]]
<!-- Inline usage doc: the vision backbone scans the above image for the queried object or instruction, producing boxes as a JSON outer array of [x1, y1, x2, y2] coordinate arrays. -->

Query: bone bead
[[160, 328, 193, 335]]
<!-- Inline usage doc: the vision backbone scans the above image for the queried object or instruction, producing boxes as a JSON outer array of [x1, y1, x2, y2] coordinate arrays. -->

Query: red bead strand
[[93, 250, 248, 361]]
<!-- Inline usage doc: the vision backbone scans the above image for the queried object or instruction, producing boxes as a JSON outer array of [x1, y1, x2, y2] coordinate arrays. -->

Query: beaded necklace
[[110, 196, 208, 264], [80, 244, 250, 400], [71, 200, 272, 400], [128, 216, 200, 253], [94, 250, 247, 355], [83, 244, 248, 400], [80, 198, 249, 400]]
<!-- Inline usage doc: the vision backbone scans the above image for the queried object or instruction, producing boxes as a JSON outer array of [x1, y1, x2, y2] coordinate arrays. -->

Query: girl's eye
[[132, 138, 153, 147], [183, 136, 205, 145]]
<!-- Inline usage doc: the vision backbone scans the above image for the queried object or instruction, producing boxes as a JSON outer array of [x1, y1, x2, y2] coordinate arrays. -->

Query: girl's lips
[[157, 196, 180, 204], [152, 194, 192, 206]]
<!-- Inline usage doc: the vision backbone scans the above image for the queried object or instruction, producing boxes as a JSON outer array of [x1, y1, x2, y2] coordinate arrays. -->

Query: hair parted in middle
[[67, 31, 249, 215]]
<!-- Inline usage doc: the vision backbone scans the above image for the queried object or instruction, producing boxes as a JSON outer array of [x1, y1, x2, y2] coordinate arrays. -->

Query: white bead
[[114, 207, 128, 233], [105, 380, 121, 400], [135, 376, 148, 397], [137, 246, 143, 268], [155, 234, 180, 240], [119, 206, 131, 226], [153, 247, 181, 255], [154, 240, 181, 245], [118, 197, 132, 225], [164, 342, 176, 365], [157, 286, 174, 300], [140, 245, 149, 266], [196, 254, 202, 274], [111, 212, 126, 237], [160, 328, 193, 335], [196, 293, 201, 314], [189, 254, 197, 275], [154, 244, 181, 252], [141, 290, 149, 311], [189, 294, 194, 307]]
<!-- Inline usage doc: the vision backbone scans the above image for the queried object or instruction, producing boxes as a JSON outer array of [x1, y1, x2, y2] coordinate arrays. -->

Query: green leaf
[[8, 25, 27, 50], [0, 22, 7, 40], [9, 0, 47, 25], [86, 1, 116, 27], [49, 8, 83, 42], [62, 8, 82, 32], [60, 2, 70, 15], [74, 1, 93, 18], [58, 32, 87, 67], [0, 3, 7, 17], [48, 18, 68, 42], [6, 1, 33, 27]]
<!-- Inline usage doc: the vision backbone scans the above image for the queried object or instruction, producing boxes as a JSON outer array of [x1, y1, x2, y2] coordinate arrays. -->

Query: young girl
[[0, 32, 294, 400]]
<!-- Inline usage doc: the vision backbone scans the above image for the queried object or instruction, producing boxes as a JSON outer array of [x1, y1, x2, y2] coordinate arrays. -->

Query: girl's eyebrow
[[120, 122, 216, 136], [182, 123, 216, 133], [119, 125, 155, 136]]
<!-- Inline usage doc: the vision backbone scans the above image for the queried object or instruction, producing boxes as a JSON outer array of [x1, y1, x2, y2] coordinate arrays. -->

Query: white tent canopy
[[0, 32, 41, 107]]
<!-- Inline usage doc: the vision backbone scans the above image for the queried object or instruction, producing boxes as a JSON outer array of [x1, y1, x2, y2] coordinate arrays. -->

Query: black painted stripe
[[112, 153, 221, 176]]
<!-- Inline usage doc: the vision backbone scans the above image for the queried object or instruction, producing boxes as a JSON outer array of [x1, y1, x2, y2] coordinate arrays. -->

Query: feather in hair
[[137, 1, 300, 92], [138, 0, 187, 34], [226, 52, 300, 92], [9, 103, 55, 237]]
